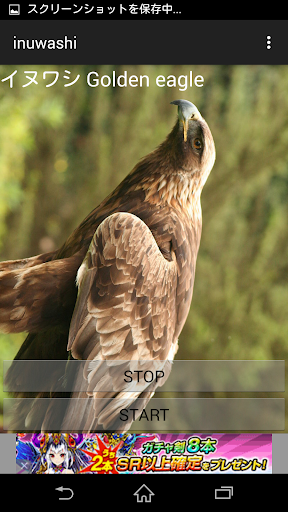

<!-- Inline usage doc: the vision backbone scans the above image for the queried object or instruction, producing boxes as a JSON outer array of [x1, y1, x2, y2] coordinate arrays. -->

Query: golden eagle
[[1, 99, 215, 432]]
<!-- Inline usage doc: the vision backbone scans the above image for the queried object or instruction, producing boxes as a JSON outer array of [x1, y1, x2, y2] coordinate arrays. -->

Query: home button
[[134, 484, 155, 503]]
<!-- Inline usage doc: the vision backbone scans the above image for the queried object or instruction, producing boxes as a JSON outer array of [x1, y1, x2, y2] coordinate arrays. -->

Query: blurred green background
[[0, 65, 287, 431]]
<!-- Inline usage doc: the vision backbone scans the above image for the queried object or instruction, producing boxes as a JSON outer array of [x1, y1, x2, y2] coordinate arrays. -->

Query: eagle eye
[[193, 138, 202, 150]]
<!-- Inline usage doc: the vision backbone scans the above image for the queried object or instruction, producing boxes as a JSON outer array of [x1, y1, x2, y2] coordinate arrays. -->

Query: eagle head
[[168, 99, 216, 190], [170, 99, 202, 142]]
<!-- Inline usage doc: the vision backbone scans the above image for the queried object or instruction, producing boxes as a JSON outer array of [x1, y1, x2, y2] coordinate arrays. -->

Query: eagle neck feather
[[130, 149, 202, 223]]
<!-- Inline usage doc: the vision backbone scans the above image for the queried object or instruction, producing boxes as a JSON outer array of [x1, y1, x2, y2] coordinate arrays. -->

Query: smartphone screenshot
[[0, 2, 287, 502]]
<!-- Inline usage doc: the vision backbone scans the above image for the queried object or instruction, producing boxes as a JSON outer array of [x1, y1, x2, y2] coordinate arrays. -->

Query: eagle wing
[[60, 211, 179, 432], [0, 252, 80, 335]]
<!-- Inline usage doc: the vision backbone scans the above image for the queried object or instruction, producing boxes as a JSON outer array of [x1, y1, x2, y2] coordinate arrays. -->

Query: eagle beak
[[182, 118, 188, 142]]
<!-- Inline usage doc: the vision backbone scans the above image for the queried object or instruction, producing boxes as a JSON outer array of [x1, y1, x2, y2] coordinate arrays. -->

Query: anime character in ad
[[16, 433, 89, 474]]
